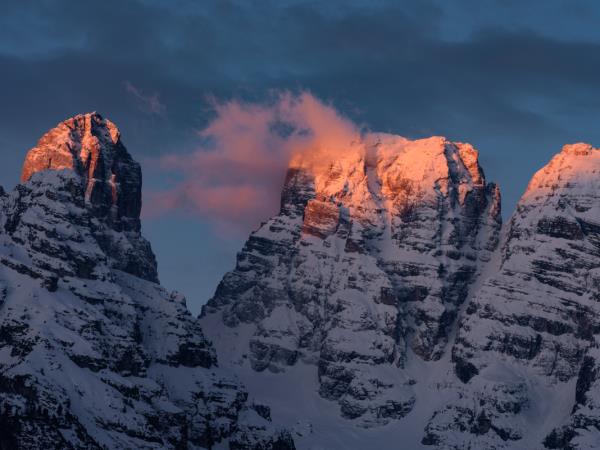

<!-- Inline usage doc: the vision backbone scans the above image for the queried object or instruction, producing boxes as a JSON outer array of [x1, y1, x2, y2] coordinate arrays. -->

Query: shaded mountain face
[[425, 143, 600, 449], [200, 134, 501, 426], [0, 114, 295, 450]]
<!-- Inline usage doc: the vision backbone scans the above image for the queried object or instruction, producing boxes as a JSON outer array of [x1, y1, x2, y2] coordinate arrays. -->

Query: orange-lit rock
[[21, 112, 142, 232], [18, 112, 157, 282], [302, 198, 340, 238]]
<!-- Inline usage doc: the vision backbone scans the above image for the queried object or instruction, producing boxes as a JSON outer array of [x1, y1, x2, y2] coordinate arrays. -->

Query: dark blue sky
[[3, 0, 600, 314]]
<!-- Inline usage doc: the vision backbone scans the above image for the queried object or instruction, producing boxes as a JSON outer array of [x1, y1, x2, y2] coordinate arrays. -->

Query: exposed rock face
[[20, 112, 157, 282], [424, 143, 600, 449], [0, 114, 295, 450], [201, 134, 501, 427], [21, 112, 140, 231]]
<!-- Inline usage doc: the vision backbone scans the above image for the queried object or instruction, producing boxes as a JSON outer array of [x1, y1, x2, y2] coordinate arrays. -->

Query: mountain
[[425, 143, 600, 449], [0, 113, 294, 450], [199, 134, 502, 443], [200, 136, 600, 449]]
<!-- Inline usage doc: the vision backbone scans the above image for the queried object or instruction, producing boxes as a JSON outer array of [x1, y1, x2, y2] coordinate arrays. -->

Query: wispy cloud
[[125, 81, 166, 116], [144, 91, 360, 232]]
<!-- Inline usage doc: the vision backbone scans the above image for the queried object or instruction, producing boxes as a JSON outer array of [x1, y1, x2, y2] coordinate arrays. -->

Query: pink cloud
[[144, 91, 360, 233]]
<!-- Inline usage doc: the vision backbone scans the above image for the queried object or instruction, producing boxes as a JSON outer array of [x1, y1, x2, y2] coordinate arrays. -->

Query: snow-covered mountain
[[4, 112, 600, 450], [0, 113, 294, 450], [425, 143, 600, 449], [200, 136, 600, 449], [199, 134, 501, 445]]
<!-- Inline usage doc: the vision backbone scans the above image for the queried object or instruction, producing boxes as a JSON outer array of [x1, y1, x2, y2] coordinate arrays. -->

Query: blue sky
[[2, 0, 600, 314]]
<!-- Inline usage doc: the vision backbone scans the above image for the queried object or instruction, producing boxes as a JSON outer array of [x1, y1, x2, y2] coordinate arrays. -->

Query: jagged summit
[[16, 112, 157, 282], [281, 133, 497, 223], [21, 112, 142, 233], [521, 141, 600, 204], [21, 112, 119, 181], [285, 134, 485, 190]]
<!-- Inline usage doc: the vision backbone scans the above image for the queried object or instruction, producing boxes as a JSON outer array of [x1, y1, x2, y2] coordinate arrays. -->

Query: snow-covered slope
[[0, 113, 294, 450], [200, 133, 501, 430]]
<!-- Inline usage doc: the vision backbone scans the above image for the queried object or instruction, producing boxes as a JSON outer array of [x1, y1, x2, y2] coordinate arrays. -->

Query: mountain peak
[[21, 112, 142, 232], [16, 113, 158, 282], [521, 141, 600, 204], [202, 132, 502, 428], [281, 133, 490, 217], [560, 142, 596, 156], [0, 114, 294, 450], [21, 112, 120, 182]]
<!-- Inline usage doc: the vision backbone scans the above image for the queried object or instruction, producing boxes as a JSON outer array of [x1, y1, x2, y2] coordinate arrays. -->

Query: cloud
[[125, 81, 166, 116], [143, 91, 360, 232]]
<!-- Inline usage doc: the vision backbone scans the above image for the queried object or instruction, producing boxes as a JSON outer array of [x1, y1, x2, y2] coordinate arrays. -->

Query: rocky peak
[[281, 134, 494, 220], [201, 132, 502, 428], [21, 112, 142, 233], [424, 141, 600, 448], [456, 142, 484, 185], [16, 113, 157, 282], [0, 114, 295, 450], [520, 142, 600, 206], [560, 142, 595, 156]]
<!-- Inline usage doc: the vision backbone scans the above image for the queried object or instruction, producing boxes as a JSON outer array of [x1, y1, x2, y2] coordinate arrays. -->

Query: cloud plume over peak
[[144, 91, 360, 232]]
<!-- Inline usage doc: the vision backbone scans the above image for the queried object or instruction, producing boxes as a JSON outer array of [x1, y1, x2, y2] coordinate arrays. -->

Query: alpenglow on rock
[[21, 112, 141, 232], [0, 113, 295, 450], [20, 112, 157, 282], [200, 134, 502, 428]]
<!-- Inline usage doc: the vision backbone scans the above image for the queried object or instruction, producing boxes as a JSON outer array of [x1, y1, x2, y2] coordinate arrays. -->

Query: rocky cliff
[[20, 112, 157, 282], [0, 113, 295, 450]]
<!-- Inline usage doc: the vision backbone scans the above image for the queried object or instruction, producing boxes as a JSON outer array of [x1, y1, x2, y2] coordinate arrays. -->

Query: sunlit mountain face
[[3, 1, 600, 449]]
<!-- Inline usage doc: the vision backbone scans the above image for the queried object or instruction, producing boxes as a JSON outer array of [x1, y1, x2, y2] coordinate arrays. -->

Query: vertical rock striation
[[20, 112, 157, 282]]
